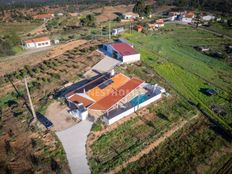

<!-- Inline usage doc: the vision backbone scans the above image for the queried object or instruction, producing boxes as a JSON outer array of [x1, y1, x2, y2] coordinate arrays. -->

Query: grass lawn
[[121, 23, 232, 127], [0, 22, 41, 36], [205, 22, 232, 37]]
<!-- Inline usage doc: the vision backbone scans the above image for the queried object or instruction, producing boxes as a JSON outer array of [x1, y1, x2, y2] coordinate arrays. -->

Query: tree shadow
[[157, 112, 169, 121]]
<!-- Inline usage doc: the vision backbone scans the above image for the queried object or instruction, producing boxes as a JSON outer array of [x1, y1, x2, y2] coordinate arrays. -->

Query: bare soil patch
[[46, 101, 79, 131]]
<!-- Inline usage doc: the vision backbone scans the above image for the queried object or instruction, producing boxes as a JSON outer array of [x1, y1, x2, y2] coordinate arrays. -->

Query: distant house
[[202, 15, 215, 21], [33, 13, 54, 21], [182, 11, 195, 23], [148, 19, 164, 30], [69, 13, 79, 17], [112, 27, 125, 36], [103, 42, 140, 64], [53, 39, 60, 44], [135, 25, 143, 32], [168, 12, 180, 21], [22, 36, 51, 49], [122, 12, 139, 20], [155, 19, 165, 27], [56, 13, 64, 17], [147, 23, 157, 30]]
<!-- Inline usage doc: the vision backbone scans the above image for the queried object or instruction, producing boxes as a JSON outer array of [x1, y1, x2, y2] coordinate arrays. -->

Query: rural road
[[56, 120, 93, 174]]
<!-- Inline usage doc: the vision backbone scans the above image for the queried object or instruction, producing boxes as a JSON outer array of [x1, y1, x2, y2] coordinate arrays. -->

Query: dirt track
[[105, 114, 199, 174], [0, 39, 87, 76]]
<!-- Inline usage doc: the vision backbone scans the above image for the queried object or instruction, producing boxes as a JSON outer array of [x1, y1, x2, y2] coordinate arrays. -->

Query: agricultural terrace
[[121, 23, 232, 128], [0, 38, 105, 173], [119, 117, 232, 174]]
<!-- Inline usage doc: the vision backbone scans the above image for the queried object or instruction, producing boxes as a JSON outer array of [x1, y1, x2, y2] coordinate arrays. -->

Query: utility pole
[[24, 78, 37, 123], [109, 21, 111, 40]]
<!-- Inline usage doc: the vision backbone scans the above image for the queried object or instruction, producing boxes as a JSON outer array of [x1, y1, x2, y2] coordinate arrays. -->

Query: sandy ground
[[81, 5, 134, 24], [0, 39, 87, 76], [105, 114, 199, 174], [45, 101, 79, 131]]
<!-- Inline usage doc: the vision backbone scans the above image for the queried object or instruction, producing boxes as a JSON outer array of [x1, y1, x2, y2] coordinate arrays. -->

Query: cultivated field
[[119, 117, 232, 174], [88, 23, 232, 174], [122, 23, 232, 128]]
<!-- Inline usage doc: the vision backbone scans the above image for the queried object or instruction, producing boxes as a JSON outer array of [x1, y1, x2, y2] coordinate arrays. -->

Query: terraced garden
[[88, 95, 197, 174], [88, 23, 232, 174], [119, 117, 232, 174]]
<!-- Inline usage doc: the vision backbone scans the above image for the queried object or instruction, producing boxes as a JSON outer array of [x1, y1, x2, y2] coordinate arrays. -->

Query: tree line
[[157, 0, 232, 14]]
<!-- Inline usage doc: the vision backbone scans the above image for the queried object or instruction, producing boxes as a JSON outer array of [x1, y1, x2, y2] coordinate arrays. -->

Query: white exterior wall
[[69, 109, 88, 120], [123, 14, 138, 20], [103, 93, 162, 125], [25, 43, 36, 49], [202, 15, 215, 21], [35, 40, 51, 48], [182, 17, 192, 23], [122, 54, 140, 64]]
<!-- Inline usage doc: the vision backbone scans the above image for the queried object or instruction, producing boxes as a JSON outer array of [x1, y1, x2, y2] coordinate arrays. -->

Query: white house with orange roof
[[182, 11, 195, 23], [22, 36, 51, 49], [66, 72, 166, 124]]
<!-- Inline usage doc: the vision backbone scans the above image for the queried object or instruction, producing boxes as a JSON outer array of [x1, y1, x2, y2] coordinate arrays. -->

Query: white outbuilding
[[23, 36, 51, 49], [202, 15, 215, 21], [104, 42, 140, 64]]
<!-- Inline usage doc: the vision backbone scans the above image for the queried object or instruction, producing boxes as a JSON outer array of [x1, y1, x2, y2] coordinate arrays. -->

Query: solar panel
[[99, 79, 113, 89], [36, 112, 53, 129]]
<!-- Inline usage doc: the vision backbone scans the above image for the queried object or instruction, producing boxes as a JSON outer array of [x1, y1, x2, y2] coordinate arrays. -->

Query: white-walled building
[[182, 11, 195, 23], [104, 42, 140, 64], [65, 72, 166, 124], [202, 15, 215, 21], [23, 37, 51, 49], [122, 12, 139, 20]]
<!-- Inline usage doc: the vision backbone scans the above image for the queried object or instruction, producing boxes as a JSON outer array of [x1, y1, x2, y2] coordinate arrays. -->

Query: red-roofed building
[[89, 78, 144, 111], [135, 25, 143, 32], [33, 13, 54, 20], [104, 42, 140, 64], [155, 19, 165, 27], [65, 72, 166, 124], [182, 11, 195, 23], [22, 36, 51, 49]]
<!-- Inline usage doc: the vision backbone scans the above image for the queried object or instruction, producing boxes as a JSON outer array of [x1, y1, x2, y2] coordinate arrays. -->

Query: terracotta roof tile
[[86, 73, 130, 101], [69, 94, 93, 107], [89, 78, 143, 111], [25, 37, 50, 44], [111, 43, 138, 56]]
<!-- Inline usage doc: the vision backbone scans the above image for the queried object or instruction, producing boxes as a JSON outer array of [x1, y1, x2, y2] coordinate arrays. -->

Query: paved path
[[85, 55, 121, 77], [92, 56, 121, 73], [56, 120, 93, 174]]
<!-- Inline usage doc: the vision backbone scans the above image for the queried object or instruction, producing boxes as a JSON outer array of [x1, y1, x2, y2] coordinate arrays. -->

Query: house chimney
[[111, 69, 115, 76]]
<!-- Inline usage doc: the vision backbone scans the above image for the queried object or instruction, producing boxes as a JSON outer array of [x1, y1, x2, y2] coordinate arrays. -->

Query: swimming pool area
[[130, 94, 150, 106]]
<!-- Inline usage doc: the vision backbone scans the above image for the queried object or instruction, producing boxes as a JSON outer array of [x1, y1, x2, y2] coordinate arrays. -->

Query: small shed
[[206, 89, 217, 96], [136, 25, 143, 32]]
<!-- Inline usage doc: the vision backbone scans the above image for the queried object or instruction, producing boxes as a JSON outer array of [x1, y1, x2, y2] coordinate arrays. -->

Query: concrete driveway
[[56, 120, 93, 174], [85, 55, 121, 77]]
